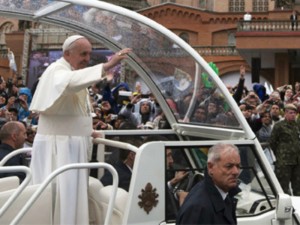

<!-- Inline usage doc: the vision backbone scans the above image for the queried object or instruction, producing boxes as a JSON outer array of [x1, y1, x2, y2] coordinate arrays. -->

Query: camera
[[14, 96, 25, 104], [118, 91, 131, 104], [119, 91, 132, 97], [110, 114, 118, 120], [14, 98, 20, 103], [141, 94, 149, 99], [6, 78, 13, 89], [94, 94, 102, 103]]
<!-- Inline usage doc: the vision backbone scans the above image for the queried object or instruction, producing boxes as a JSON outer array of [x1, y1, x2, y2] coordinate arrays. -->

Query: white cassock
[[30, 57, 105, 225]]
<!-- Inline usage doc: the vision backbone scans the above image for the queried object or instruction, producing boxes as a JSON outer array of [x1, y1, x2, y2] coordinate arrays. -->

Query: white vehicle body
[[0, 0, 299, 224]]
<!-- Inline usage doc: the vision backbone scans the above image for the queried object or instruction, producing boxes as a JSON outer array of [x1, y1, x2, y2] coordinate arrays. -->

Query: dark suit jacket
[[100, 161, 132, 191], [176, 171, 239, 225], [0, 143, 25, 183]]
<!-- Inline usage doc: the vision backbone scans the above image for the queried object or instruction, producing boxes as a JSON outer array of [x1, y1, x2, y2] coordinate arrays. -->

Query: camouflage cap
[[284, 103, 297, 111]]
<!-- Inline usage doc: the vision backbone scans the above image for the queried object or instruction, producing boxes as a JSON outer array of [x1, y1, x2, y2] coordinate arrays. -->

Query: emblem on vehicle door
[[138, 183, 159, 214]]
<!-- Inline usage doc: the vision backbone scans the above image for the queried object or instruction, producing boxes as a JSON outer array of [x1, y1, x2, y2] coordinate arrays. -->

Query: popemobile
[[0, 1, 299, 225]]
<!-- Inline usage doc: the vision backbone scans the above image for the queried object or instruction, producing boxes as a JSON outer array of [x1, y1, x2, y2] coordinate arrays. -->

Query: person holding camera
[[17, 87, 32, 121], [240, 90, 261, 108], [2, 87, 33, 123], [117, 89, 161, 129], [0, 77, 9, 100], [256, 111, 276, 170], [6, 78, 18, 97]]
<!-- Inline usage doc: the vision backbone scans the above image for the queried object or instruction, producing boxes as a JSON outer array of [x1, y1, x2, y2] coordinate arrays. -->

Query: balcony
[[237, 20, 298, 32], [194, 46, 238, 56], [104, 0, 149, 10], [236, 20, 300, 50]]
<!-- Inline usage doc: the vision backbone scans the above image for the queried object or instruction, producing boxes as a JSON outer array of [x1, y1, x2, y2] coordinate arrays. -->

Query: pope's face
[[208, 149, 240, 192], [64, 38, 92, 70]]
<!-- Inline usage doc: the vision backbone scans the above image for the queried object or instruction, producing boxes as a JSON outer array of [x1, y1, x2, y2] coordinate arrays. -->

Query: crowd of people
[[89, 63, 300, 198], [0, 60, 300, 195], [0, 76, 37, 150], [0, 63, 298, 144], [227, 65, 300, 196]]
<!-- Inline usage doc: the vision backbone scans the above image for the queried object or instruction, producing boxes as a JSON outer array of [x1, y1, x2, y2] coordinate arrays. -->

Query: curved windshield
[[0, 0, 244, 131]]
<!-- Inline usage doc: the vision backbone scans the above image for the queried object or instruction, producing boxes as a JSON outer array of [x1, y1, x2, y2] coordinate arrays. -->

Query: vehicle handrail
[[93, 137, 139, 153], [183, 62, 200, 121], [260, 142, 270, 149], [0, 166, 32, 217], [0, 148, 32, 167], [11, 162, 118, 225]]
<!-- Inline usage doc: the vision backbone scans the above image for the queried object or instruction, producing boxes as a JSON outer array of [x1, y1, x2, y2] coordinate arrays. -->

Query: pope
[[30, 34, 131, 224]]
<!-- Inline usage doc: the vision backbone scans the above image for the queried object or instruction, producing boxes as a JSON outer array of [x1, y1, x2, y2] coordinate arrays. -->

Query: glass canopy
[[0, 0, 252, 139]]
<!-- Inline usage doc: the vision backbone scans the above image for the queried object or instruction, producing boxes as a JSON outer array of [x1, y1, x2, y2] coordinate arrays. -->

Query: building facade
[[0, 0, 299, 89], [147, 0, 278, 12]]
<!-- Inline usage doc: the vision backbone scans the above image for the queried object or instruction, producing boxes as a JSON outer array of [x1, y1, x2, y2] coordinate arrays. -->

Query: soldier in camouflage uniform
[[269, 103, 300, 195]]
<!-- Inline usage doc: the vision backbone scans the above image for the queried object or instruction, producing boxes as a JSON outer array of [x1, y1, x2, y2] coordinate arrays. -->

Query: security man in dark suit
[[0, 121, 27, 183], [100, 137, 143, 191], [176, 143, 241, 225], [101, 151, 134, 191]]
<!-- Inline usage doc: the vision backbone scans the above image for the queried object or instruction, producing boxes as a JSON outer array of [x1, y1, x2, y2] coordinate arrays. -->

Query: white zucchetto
[[62, 35, 85, 52]]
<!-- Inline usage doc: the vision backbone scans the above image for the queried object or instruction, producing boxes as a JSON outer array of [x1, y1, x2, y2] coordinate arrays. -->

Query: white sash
[[37, 114, 92, 136]]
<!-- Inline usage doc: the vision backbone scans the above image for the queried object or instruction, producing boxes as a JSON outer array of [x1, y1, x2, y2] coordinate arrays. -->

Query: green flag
[[201, 62, 219, 88]]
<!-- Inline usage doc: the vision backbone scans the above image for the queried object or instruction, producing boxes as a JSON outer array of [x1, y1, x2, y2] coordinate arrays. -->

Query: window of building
[[199, 0, 206, 8], [0, 22, 14, 45], [179, 32, 190, 44], [228, 32, 236, 46], [253, 0, 268, 12], [229, 0, 245, 12], [160, 0, 175, 2]]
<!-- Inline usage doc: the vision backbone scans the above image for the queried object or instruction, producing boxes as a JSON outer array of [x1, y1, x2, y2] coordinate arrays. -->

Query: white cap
[[62, 35, 85, 52]]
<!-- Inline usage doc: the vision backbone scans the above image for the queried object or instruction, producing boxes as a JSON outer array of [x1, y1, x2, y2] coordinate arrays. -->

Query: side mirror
[[276, 193, 293, 220]]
